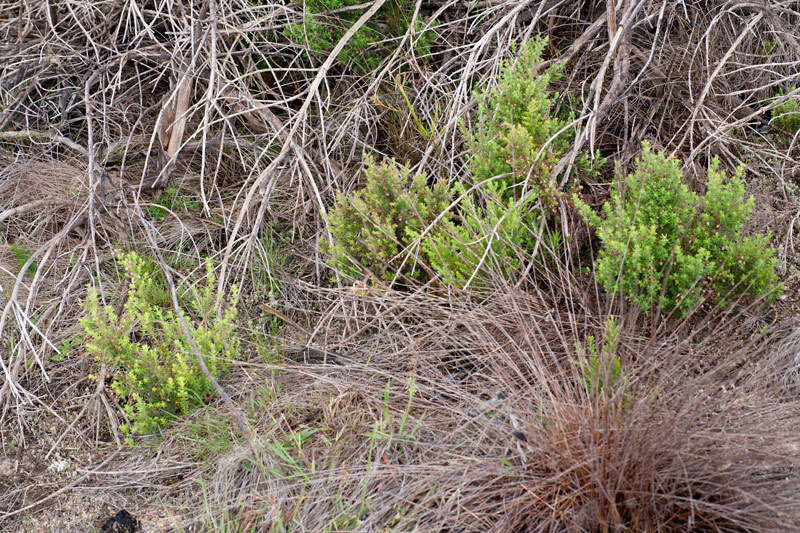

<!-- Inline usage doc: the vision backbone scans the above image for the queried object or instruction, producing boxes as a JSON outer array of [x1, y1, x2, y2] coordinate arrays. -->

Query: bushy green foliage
[[576, 143, 780, 315], [82, 251, 239, 435], [465, 38, 568, 205], [323, 157, 553, 288], [465, 37, 602, 206], [284, 0, 437, 72], [322, 157, 452, 284], [422, 181, 541, 287], [412, 37, 574, 286], [772, 88, 800, 133], [323, 37, 604, 288]]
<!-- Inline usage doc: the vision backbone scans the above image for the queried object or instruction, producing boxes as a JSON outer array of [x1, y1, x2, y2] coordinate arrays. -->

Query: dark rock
[[100, 509, 140, 533]]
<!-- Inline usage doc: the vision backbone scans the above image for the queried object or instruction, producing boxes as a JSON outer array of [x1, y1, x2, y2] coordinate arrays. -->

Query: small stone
[[100, 509, 140, 533]]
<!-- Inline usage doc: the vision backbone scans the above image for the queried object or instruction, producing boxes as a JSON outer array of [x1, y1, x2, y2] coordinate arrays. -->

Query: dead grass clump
[[455, 377, 800, 532], [0, 157, 87, 235], [375, 292, 800, 531]]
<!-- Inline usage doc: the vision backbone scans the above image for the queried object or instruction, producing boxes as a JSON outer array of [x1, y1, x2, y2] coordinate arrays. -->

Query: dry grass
[[1, 0, 799, 531]]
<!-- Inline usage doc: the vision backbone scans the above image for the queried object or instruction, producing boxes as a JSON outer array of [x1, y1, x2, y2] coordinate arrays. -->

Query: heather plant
[[324, 37, 585, 288], [695, 160, 781, 305], [82, 251, 240, 435], [421, 181, 542, 287], [421, 37, 597, 287], [322, 157, 452, 284], [284, 0, 437, 72], [465, 36, 598, 206], [466, 38, 563, 203], [324, 156, 546, 288], [576, 143, 780, 316], [421, 36, 595, 287]]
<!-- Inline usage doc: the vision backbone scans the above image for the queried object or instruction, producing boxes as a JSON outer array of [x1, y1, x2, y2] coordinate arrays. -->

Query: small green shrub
[[323, 157, 452, 284], [576, 143, 780, 316], [466, 38, 565, 203], [325, 156, 537, 287], [465, 37, 599, 205], [772, 88, 800, 133], [9, 244, 37, 277], [324, 158, 556, 288], [82, 251, 239, 435], [695, 162, 781, 305], [421, 181, 542, 287], [420, 37, 597, 287], [284, 0, 437, 72]]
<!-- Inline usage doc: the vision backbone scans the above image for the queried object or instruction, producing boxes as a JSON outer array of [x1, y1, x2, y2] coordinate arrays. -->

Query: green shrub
[[420, 37, 590, 287], [323, 37, 590, 288], [465, 36, 596, 205], [284, 0, 437, 72], [695, 161, 781, 305], [82, 251, 239, 435], [576, 143, 780, 316], [148, 186, 201, 220], [9, 244, 37, 277], [324, 158, 556, 288], [421, 38, 563, 287], [421, 181, 543, 287], [772, 88, 800, 133], [322, 157, 452, 284]]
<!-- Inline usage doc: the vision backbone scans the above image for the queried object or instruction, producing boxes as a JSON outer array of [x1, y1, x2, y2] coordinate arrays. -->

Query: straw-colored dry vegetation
[[1, 1, 800, 531]]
